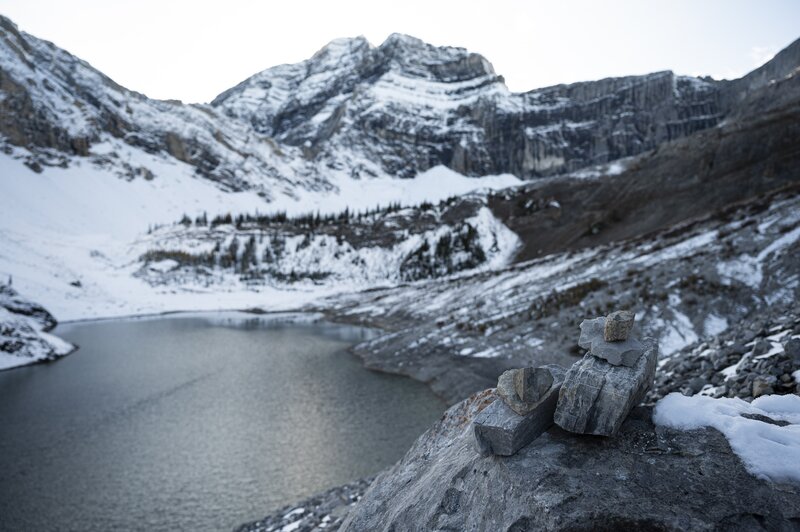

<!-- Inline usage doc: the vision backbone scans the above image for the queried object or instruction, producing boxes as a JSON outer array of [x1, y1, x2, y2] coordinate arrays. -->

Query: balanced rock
[[555, 341, 657, 436], [579, 317, 644, 366], [497, 367, 555, 414], [604, 310, 635, 342], [474, 365, 565, 456], [514, 366, 554, 403]]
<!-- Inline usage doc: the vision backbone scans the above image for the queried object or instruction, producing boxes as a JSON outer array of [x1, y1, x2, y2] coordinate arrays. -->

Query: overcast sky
[[3, 0, 798, 103]]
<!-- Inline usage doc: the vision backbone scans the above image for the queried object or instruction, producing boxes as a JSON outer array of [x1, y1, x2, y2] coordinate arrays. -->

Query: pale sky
[[2, 0, 798, 104]]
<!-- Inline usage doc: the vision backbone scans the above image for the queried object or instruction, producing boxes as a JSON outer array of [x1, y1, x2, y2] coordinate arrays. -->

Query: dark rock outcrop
[[340, 392, 800, 531]]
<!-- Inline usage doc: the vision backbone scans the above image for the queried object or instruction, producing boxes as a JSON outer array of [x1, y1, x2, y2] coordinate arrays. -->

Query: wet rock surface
[[339, 392, 800, 531]]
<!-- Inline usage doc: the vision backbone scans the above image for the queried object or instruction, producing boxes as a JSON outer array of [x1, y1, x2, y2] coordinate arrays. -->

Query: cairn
[[473, 310, 657, 456]]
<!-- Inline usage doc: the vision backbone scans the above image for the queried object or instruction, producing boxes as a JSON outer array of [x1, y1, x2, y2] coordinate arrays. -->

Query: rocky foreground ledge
[[239, 389, 800, 532], [337, 390, 800, 531]]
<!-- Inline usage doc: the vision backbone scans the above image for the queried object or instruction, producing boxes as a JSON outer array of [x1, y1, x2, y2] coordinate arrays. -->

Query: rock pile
[[474, 311, 657, 454], [651, 308, 800, 402], [473, 365, 565, 456]]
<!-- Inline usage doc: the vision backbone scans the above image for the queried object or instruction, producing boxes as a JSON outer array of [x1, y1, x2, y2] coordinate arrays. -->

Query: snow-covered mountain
[[4, 13, 797, 195], [0, 13, 799, 322]]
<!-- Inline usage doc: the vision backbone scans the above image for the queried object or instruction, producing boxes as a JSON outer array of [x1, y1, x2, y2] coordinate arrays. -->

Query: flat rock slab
[[555, 341, 657, 436], [579, 317, 644, 366], [474, 366, 565, 456]]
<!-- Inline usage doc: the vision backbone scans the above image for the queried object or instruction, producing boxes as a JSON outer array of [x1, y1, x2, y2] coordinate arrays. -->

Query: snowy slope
[[0, 143, 519, 320], [0, 284, 73, 370]]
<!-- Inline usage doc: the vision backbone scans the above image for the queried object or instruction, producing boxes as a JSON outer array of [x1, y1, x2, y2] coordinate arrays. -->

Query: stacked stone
[[474, 310, 657, 456], [554, 310, 657, 436], [473, 365, 566, 456]]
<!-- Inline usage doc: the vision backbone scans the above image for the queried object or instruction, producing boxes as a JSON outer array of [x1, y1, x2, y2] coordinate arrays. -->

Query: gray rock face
[[555, 341, 657, 436], [604, 310, 635, 341], [496, 366, 559, 414], [474, 366, 565, 456], [514, 366, 553, 403], [341, 393, 800, 531], [579, 317, 645, 366]]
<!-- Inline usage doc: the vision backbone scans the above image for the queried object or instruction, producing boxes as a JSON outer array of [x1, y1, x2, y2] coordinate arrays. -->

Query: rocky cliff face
[[2, 14, 797, 195], [212, 34, 728, 179]]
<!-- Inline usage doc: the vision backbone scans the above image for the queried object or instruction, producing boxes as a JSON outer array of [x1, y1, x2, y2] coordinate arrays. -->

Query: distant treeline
[[162, 196, 464, 232]]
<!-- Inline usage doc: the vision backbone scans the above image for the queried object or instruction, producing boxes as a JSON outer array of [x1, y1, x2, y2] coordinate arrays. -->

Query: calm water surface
[[0, 313, 447, 531]]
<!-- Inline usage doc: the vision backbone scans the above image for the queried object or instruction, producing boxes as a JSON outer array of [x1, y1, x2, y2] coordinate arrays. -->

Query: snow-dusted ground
[[0, 285, 74, 370], [0, 146, 520, 321], [655, 393, 800, 484]]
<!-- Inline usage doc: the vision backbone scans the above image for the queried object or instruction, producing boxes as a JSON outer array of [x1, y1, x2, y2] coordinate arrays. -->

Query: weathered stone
[[604, 310, 635, 342], [752, 377, 775, 398], [784, 338, 800, 361], [497, 365, 563, 415], [513, 366, 554, 403], [555, 341, 657, 436], [474, 366, 565, 456], [342, 395, 800, 532], [688, 376, 707, 394], [752, 338, 772, 356], [578, 317, 645, 366]]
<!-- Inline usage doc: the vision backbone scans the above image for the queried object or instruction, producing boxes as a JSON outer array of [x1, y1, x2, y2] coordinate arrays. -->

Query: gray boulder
[[604, 310, 635, 342], [555, 341, 657, 436], [341, 393, 800, 531], [474, 366, 565, 456], [579, 316, 645, 366]]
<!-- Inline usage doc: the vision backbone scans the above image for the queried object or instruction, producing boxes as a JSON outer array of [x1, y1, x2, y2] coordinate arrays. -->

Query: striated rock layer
[[554, 342, 657, 436], [340, 391, 800, 531]]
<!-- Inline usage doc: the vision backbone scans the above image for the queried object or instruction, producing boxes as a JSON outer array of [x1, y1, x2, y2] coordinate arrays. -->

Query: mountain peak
[[374, 33, 496, 81], [310, 35, 371, 63]]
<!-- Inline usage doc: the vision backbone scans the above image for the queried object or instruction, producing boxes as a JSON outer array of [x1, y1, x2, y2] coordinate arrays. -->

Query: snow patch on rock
[[654, 393, 800, 484]]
